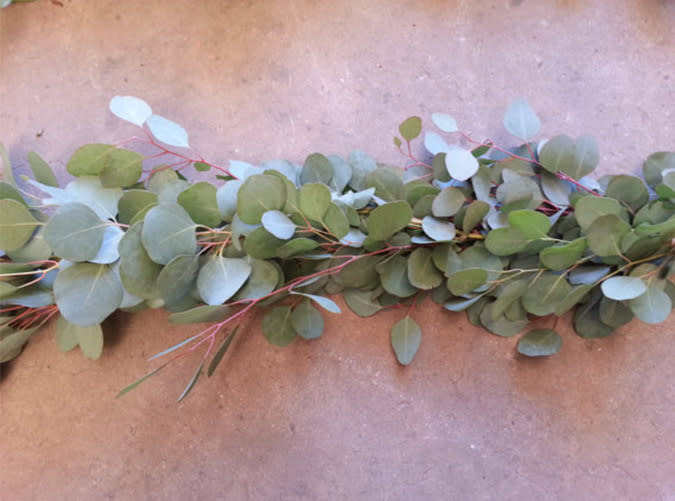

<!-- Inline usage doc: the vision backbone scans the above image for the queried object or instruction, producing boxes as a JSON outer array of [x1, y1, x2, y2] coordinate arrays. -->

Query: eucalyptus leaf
[[177, 182, 221, 227], [263, 306, 297, 346], [503, 99, 540, 141], [517, 329, 562, 357], [262, 210, 296, 240], [377, 255, 417, 298], [0, 199, 40, 252], [390, 316, 421, 365], [54, 263, 123, 326], [236, 174, 286, 224], [601, 276, 647, 301], [447, 268, 488, 296], [343, 288, 381, 317], [291, 299, 324, 339], [422, 216, 456, 242], [146, 114, 190, 148], [141, 203, 197, 265], [432, 112, 458, 133], [366, 201, 413, 242], [109, 95, 152, 127], [300, 153, 333, 185], [197, 256, 251, 305], [26, 151, 59, 187], [445, 148, 479, 182], [43, 203, 106, 262], [407, 248, 442, 290], [216, 180, 243, 222], [399, 116, 422, 141], [118, 222, 162, 298], [157, 255, 200, 306], [298, 183, 332, 222], [628, 284, 672, 324]]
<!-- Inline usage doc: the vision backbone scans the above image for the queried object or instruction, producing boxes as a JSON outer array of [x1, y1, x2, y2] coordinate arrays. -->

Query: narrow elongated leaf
[[207, 328, 238, 376], [168, 304, 232, 324], [0, 326, 39, 363], [177, 360, 204, 402], [503, 99, 540, 140], [390, 316, 422, 365], [116, 364, 166, 398], [149, 333, 202, 361], [517, 329, 562, 357]]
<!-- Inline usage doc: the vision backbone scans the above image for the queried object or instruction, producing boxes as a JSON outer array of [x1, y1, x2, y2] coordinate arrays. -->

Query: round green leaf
[[54, 263, 123, 326], [445, 148, 479, 181], [586, 214, 631, 257], [522, 273, 572, 316], [300, 153, 333, 185], [298, 183, 332, 222], [507, 209, 551, 239], [399, 116, 422, 141], [141, 203, 197, 265], [343, 288, 381, 317], [447, 268, 488, 296], [407, 248, 442, 290], [177, 182, 221, 227], [244, 227, 285, 259], [643, 151, 675, 188], [503, 99, 540, 141], [277, 237, 319, 258], [234, 259, 281, 300], [601, 276, 647, 301], [236, 174, 286, 224], [0, 199, 40, 252], [43, 202, 106, 261], [598, 297, 634, 327], [261, 210, 296, 240], [574, 196, 627, 231], [366, 201, 413, 242], [66, 144, 113, 177], [322, 203, 350, 239], [479, 302, 528, 337], [291, 299, 324, 339], [517, 329, 562, 357], [157, 255, 200, 306], [462, 200, 490, 233], [118, 190, 158, 225], [390, 316, 422, 365], [484, 227, 528, 256], [628, 284, 672, 324], [99, 148, 144, 188], [263, 306, 297, 346], [539, 237, 587, 271], [377, 255, 417, 298], [431, 186, 465, 217], [118, 222, 162, 298], [197, 256, 251, 306], [605, 175, 649, 212]]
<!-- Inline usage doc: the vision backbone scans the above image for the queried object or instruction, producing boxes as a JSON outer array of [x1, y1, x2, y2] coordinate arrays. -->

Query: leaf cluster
[[0, 96, 673, 400]]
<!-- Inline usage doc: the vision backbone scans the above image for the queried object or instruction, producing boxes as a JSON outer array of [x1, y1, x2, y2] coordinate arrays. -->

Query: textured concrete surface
[[1, 1, 674, 500]]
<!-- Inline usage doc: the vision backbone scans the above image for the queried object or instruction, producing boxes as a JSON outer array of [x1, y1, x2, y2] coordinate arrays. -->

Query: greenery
[[1, 97, 673, 400]]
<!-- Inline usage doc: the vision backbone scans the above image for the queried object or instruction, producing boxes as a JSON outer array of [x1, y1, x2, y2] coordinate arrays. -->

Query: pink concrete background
[[1, 1, 674, 499]]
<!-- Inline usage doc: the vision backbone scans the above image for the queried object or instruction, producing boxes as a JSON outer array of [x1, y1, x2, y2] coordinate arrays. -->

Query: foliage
[[1, 96, 673, 401]]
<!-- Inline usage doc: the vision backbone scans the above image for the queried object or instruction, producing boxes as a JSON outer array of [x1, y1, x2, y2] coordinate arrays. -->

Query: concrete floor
[[1, 1, 674, 499]]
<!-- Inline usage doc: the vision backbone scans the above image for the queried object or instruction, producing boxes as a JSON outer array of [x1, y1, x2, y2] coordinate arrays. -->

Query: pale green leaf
[[263, 306, 296, 346], [141, 203, 197, 265], [517, 329, 562, 357], [43, 202, 106, 261], [146, 114, 190, 148], [503, 99, 540, 141], [0, 199, 40, 252], [197, 256, 251, 306], [390, 316, 421, 365], [291, 299, 324, 339]]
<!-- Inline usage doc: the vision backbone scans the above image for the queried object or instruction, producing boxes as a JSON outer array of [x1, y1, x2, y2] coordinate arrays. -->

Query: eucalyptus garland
[[1, 97, 673, 400]]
